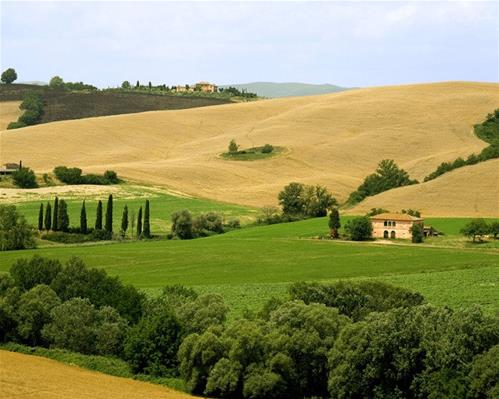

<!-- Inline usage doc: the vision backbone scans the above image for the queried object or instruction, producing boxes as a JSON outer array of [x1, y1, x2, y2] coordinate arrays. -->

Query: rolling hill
[[1, 81, 498, 216], [0, 101, 21, 130], [220, 81, 350, 97], [0, 350, 197, 399]]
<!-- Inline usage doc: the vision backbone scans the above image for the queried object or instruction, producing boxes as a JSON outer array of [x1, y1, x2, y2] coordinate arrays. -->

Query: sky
[[1, 1, 498, 88]]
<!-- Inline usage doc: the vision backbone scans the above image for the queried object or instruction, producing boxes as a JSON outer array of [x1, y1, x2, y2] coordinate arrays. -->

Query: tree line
[[7, 91, 44, 129], [0, 256, 497, 399]]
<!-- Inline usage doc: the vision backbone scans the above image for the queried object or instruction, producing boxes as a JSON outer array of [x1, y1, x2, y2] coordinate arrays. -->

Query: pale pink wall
[[372, 220, 422, 239]]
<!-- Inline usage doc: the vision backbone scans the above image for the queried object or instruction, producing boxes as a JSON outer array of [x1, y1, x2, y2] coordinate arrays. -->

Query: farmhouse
[[370, 213, 423, 240], [0, 161, 21, 175], [175, 82, 218, 93]]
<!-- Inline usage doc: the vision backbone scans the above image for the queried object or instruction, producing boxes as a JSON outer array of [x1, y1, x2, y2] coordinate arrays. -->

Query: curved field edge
[[0, 349, 198, 399]]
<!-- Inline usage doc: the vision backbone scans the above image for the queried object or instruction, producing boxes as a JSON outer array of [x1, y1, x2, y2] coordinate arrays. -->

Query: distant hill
[[219, 82, 351, 98]]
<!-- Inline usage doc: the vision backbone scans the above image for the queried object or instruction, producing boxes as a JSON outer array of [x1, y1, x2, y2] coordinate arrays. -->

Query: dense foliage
[[7, 91, 44, 129], [278, 182, 337, 218], [348, 159, 418, 204], [11, 166, 38, 188], [0, 205, 35, 251], [461, 219, 492, 242], [1, 67, 17, 84], [170, 210, 239, 240], [344, 216, 373, 241], [53, 166, 119, 185]]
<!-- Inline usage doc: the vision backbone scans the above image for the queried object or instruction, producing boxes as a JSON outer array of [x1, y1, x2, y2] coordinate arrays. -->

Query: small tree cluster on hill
[[12, 166, 38, 188], [348, 159, 418, 204], [170, 210, 231, 240], [7, 92, 44, 129], [278, 182, 337, 218], [53, 166, 119, 185], [1, 67, 17, 84]]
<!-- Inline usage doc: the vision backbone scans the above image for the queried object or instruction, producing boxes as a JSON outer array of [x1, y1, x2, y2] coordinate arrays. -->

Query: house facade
[[174, 82, 218, 93], [370, 213, 423, 240], [0, 162, 21, 175]]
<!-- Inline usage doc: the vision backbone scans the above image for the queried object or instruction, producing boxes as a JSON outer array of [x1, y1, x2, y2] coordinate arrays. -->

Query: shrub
[[193, 212, 224, 236], [344, 216, 372, 241], [261, 144, 274, 154], [6, 121, 27, 129], [103, 170, 119, 184], [12, 167, 38, 188], [224, 218, 241, 230], [53, 166, 83, 184], [0, 205, 35, 251], [228, 139, 239, 154], [411, 223, 424, 243], [53, 166, 119, 185], [171, 210, 193, 239]]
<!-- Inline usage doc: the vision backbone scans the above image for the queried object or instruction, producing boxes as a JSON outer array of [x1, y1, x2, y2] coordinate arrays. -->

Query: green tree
[[57, 199, 69, 232], [0, 205, 35, 251], [489, 221, 499, 239], [278, 182, 305, 215], [52, 197, 59, 231], [121, 205, 129, 237], [95, 200, 103, 230], [469, 344, 499, 399], [148, 81, 152, 89], [171, 209, 193, 239], [1, 68, 17, 84], [176, 294, 229, 335], [135, 80, 140, 88], [328, 208, 341, 238], [121, 80, 131, 89], [37, 203, 44, 231], [304, 185, 337, 217], [228, 139, 239, 154], [345, 216, 372, 241], [44, 202, 52, 231], [411, 223, 424, 243], [10, 255, 62, 291], [461, 219, 490, 242], [49, 76, 64, 88], [12, 167, 38, 188], [80, 201, 87, 234], [105, 194, 113, 233], [137, 206, 143, 238], [15, 284, 60, 346], [143, 200, 150, 238]]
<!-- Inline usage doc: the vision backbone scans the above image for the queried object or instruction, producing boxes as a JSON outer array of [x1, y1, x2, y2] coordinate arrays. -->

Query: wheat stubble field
[[0, 101, 21, 130], [1, 81, 498, 215]]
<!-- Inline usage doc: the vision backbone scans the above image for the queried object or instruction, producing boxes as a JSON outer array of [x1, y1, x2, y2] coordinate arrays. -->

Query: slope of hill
[[347, 159, 499, 217], [0, 84, 231, 124], [0, 350, 197, 399], [0, 101, 21, 130], [220, 81, 350, 97], [1, 81, 498, 215]]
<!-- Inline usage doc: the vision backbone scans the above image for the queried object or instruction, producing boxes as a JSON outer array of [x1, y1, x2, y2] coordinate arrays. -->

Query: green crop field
[[1, 214, 498, 316]]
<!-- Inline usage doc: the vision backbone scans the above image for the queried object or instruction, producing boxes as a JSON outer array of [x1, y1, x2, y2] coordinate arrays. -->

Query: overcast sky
[[1, 1, 498, 88]]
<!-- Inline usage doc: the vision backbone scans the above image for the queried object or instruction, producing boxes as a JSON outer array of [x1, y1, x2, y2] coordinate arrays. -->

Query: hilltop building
[[175, 82, 218, 93], [370, 213, 423, 240], [0, 161, 21, 175]]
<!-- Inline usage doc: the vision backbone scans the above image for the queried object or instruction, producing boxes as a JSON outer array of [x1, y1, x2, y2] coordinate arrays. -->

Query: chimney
[[19, 160, 22, 169]]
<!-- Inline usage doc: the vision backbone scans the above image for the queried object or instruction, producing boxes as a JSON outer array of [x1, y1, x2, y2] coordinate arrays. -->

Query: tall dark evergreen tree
[[52, 197, 59, 231], [143, 200, 151, 238], [328, 208, 341, 239], [137, 207, 143, 238], [80, 200, 88, 234], [105, 194, 113, 233], [38, 203, 44, 231], [44, 202, 52, 231], [121, 205, 129, 237], [57, 199, 70, 232], [95, 200, 103, 230]]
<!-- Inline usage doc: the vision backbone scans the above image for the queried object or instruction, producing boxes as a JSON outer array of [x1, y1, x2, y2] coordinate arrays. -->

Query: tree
[[489, 221, 499, 239], [38, 203, 44, 231], [278, 182, 305, 215], [143, 200, 150, 238], [124, 310, 183, 376], [52, 197, 59, 231], [0, 205, 35, 251], [303, 185, 337, 217], [171, 210, 193, 239], [135, 80, 140, 88], [121, 80, 131, 89], [57, 199, 69, 232], [148, 81, 152, 90], [461, 219, 490, 242], [345, 216, 372, 241], [228, 139, 239, 154], [44, 202, 52, 231], [95, 200, 103, 230], [411, 223, 424, 243], [121, 205, 129, 237], [469, 344, 499, 399], [12, 167, 38, 188], [105, 194, 113, 233], [10, 255, 62, 291], [176, 294, 229, 335], [328, 208, 341, 238], [80, 201, 87, 234], [1, 68, 17, 84], [137, 206, 143, 238], [49, 76, 64, 88]]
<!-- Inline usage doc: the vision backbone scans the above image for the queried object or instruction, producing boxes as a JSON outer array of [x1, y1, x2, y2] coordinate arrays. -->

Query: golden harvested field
[[0, 101, 21, 130], [0, 350, 198, 399], [1, 82, 498, 214], [347, 159, 499, 217]]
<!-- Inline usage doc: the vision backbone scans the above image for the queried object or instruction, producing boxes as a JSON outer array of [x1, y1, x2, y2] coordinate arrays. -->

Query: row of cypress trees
[[38, 195, 151, 239]]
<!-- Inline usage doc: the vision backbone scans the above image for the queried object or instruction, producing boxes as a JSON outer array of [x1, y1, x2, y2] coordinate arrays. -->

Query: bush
[[12, 167, 38, 188], [6, 121, 27, 129], [0, 205, 35, 251], [344, 216, 372, 241], [171, 210, 194, 239], [103, 170, 119, 184], [10, 256, 62, 291], [228, 139, 239, 154], [53, 166, 119, 185], [261, 144, 274, 154], [411, 223, 424, 243], [53, 166, 83, 184], [193, 212, 224, 236]]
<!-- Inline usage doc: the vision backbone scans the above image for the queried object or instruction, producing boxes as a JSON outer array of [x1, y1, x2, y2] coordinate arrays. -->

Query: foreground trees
[[0, 205, 35, 251], [278, 183, 337, 218]]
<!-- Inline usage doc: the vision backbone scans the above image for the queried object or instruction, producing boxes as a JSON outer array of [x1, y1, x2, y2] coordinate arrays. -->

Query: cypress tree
[[44, 202, 52, 231], [328, 208, 341, 239], [80, 200, 87, 234], [38, 203, 44, 231], [105, 194, 113, 233], [57, 199, 70, 232], [143, 200, 150, 238], [121, 205, 129, 237], [52, 197, 59, 231], [137, 206, 143, 238], [95, 200, 103, 230]]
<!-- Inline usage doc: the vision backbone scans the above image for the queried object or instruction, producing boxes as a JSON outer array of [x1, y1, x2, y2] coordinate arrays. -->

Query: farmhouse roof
[[370, 213, 423, 221]]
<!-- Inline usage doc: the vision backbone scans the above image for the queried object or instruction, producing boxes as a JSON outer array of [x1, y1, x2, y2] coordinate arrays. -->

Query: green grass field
[[2, 215, 498, 316]]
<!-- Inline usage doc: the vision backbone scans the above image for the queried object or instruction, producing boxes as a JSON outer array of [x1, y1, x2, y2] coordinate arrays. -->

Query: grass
[[220, 146, 285, 161], [1, 216, 498, 315]]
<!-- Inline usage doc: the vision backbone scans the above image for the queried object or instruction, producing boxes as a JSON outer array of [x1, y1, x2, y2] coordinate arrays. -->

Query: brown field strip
[[0, 101, 21, 130], [0, 350, 198, 399], [1, 82, 498, 215]]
